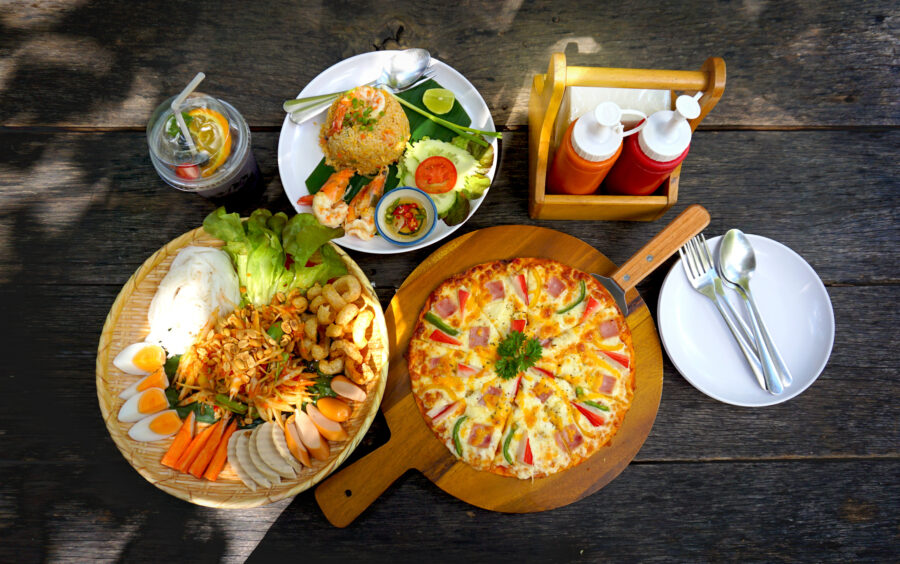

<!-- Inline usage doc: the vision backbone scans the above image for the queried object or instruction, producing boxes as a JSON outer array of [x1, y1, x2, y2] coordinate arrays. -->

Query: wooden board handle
[[315, 435, 412, 527], [611, 204, 710, 292]]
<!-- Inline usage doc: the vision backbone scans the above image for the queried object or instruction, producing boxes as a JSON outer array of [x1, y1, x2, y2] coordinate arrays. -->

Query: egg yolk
[[133, 345, 166, 373], [148, 411, 182, 435], [137, 388, 168, 414], [136, 369, 168, 394]]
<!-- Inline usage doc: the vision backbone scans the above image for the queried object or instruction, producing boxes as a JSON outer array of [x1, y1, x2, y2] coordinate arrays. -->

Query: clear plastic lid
[[147, 92, 249, 183]]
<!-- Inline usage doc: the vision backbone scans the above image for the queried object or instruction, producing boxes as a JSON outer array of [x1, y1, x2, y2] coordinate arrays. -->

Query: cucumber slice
[[430, 190, 457, 217]]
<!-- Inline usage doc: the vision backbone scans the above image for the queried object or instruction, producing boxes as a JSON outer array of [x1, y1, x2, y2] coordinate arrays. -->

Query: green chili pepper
[[583, 400, 609, 412], [452, 415, 468, 456], [425, 311, 460, 336], [557, 279, 586, 314], [215, 393, 248, 414], [502, 423, 517, 465]]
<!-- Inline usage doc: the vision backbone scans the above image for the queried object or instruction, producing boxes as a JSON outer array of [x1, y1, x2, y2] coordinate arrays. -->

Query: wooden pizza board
[[315, 225, 666, 526]]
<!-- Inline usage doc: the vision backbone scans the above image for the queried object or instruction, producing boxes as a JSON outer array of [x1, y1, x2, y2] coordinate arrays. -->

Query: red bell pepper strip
[[430, 329, 462, 346], [579, 297, 601, 323], [605, 351, 630, 369], [572, 401, 605, 427]]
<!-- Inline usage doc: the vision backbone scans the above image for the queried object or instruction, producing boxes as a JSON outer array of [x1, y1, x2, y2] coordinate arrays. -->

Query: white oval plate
[[277, 51, 498, 254], [658, 234, 835, 407]]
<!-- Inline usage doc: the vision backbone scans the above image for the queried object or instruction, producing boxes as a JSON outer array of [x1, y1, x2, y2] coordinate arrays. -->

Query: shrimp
[[326, 86, 386, 137], [312, 169, 354, 228], [344, 169, 387, 240]]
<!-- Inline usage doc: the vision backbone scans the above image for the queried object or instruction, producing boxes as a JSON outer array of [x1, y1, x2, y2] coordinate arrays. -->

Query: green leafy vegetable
[[495, 330, 543, 380], [165, 112, 193, 138], [267, 325, 285, 342], [164, 387, 217, 423], [308, 374, 337, 401], [442, 193, 470, 226], [202, 207, 345, 306], [164, 354, 182, 379]]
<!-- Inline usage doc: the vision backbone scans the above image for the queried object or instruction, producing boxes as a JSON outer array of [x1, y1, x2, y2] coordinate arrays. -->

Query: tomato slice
[[175, 164, 201, 180], [415, 156, 457, 194]]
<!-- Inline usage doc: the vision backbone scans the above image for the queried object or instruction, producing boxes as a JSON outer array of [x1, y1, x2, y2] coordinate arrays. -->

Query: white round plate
[[277, 51, 498, 254], [658, 234, 835, 407]]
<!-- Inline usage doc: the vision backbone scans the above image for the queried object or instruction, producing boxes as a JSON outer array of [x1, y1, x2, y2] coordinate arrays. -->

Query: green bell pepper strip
[[452, 415, 468, 456], [502, 423, 517, 465], [556, 279, 586, 314], [583, 400, 610, 412], [424, 311, 460, 336]]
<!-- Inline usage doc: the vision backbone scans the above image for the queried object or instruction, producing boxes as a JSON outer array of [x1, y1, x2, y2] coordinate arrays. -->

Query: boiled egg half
[[113, 342, 166, 375]]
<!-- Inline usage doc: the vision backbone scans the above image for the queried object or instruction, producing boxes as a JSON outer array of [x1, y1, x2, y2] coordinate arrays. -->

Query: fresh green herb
[[309, 374, 337, 401], [502, 423, 517, 465], [583, 400, 610, 412], [424, 311, 459, 336], [267, 325, 285, 342], [494, 331, 543, 380], [165, 387, 216, 423], [215, 393, 248, 414], [164, 354, 181, 379], [557, 280, 587, 314], [165, 112, 193, 138], [452, 415, 468, 456]]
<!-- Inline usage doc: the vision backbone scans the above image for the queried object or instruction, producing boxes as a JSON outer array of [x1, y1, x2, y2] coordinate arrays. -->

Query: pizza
[[407, 258, 635, 479]]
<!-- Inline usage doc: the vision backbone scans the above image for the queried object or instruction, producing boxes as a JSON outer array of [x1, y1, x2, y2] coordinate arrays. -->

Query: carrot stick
[[175, 419, 220, 473], [161, 412, 195, 469], [189, 416, 230, 478], [203, 420, 239, 481]]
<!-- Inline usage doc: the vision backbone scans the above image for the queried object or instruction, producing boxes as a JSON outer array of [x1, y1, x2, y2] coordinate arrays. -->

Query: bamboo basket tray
[[96, 227, 389, 508], [528, 54, 726, 221]]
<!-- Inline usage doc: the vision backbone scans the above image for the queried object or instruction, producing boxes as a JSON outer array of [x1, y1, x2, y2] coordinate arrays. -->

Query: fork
[[680, 235, 767, 391]]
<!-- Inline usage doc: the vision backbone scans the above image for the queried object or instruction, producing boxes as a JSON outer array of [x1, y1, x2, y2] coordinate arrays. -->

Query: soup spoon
[[285, 48, 432, 125], [718, 229, 793, 394]]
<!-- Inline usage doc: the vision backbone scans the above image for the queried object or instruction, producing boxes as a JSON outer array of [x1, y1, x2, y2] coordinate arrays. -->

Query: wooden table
[[1, 1, 897, 561]]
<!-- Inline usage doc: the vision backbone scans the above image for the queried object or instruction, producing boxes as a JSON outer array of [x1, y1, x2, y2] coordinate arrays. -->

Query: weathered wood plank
[[1, 129, 897, 285], [0, 0, 897, 128], [1, 460, 896, 562]]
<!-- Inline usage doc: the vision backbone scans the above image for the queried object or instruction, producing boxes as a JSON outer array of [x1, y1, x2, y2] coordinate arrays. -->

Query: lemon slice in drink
[[422, 88, 455, 115], [187, 108, 232, 177]]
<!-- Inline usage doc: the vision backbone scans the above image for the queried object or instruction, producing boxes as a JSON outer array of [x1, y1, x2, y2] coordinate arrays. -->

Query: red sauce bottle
[[604, 93, 701, 196], [547, 102, 645, 195]]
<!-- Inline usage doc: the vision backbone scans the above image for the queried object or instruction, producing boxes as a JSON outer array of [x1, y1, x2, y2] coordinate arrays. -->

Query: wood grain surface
[[0, 0, 897, 561]]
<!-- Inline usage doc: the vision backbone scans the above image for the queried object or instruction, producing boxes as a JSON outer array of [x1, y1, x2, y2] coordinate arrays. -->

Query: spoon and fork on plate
[[680, 230, 793, 394]]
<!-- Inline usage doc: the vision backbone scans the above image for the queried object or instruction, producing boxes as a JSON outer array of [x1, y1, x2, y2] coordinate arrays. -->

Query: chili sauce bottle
[[604, 93, 702, 196], [547, 102, 646, 195]]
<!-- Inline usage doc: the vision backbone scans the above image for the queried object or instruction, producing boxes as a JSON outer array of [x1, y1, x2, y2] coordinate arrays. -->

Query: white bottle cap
[[638, 92, 701, 162], [571, 102, 625, 162]]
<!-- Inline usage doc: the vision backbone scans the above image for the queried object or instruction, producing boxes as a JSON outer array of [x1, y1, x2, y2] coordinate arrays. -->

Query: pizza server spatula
[[593, 204, 710, 315]]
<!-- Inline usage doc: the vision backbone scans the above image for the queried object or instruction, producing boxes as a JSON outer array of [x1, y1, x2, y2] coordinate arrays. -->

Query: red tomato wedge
[[510, 318, 526, 333], [175, 164, 201, 179], [458, 289, 470, 316], [605, 351, 631, 369], [415, 156, 457, 194], [580, 297, 601, 323], [514, 274, 529, 305], [430, 329, 462, 346]]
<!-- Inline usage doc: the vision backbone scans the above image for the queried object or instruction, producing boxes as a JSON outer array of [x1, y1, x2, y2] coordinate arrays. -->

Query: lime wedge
[[422, 88, 455, 115]]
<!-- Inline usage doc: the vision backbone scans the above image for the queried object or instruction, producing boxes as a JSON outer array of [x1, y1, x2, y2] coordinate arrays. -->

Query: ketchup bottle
[[547, 102, 646, 195], [604, 93, 702, 196]]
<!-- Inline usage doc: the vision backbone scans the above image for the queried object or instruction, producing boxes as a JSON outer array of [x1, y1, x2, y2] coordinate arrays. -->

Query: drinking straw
[[171, 72, 206, 155]]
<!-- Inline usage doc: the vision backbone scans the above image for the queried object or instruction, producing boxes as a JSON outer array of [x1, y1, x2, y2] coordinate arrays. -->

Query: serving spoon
[[285, 48, 432, 125], [718, 229, 792, 394]]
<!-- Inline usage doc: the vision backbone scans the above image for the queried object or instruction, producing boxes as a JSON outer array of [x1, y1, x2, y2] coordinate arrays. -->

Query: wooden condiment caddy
[[528, 54, 726, 221]]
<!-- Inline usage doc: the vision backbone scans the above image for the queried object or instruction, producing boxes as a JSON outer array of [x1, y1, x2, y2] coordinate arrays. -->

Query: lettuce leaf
[[202, 207, 345, 306]]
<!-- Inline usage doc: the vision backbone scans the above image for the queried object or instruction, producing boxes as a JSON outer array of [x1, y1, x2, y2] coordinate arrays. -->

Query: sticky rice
[[145, 246, 240, 355]]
